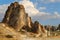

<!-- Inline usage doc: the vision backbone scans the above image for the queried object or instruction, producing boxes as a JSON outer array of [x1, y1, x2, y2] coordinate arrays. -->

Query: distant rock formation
[[57, 24, 60, 30], [31, 21, 39, 33], [32, 21, 47, 37]]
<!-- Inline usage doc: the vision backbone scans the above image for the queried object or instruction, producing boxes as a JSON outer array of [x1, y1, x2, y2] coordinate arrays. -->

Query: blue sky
[[0, 0, 60, 25]]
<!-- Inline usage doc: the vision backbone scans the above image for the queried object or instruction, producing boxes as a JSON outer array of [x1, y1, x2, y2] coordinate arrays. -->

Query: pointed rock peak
[[9, 2, 24, 9], [10, 2, 19, 7], [2, 2, 29, 31], [20, 5, 24, 9]]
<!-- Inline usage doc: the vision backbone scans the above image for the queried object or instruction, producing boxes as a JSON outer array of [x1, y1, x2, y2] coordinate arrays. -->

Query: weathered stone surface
[[2, 2, 28, 31], [30, 21, 47, 37], [2, 2, 47, 37], [0, 23, 21, 40], [38, 25, 47, 37], [31, 21, 39, 33]]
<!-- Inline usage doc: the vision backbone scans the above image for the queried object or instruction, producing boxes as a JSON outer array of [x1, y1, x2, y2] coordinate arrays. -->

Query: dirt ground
[[22, 36, 60, 40]]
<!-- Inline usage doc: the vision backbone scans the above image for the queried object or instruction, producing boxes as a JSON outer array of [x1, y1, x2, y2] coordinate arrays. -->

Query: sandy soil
[[22, 36, 60, 40]]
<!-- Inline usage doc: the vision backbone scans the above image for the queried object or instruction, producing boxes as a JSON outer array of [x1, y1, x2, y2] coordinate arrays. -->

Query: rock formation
[[31, 21, 39, 33], [1, 2, 47, 37], [0, 23, 21, 40], [31, 21, 47, 37], [2, 2, 32, 31]]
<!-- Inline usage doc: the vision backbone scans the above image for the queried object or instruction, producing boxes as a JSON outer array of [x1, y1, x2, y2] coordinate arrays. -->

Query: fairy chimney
[[2, 2, 29, 31]]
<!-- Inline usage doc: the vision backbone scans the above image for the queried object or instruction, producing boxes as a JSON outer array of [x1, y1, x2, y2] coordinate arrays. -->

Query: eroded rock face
[[31, 21, 39, 33], [31, 21, 47, 34], [2, 2, 47, 37], [39, 25, 47, 37], [2, 2, 29, 31], [0, 23, 21, 40]]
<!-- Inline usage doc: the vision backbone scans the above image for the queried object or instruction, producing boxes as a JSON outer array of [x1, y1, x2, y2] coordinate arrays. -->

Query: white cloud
[[19, 0, 39, 16], [53, 12, 60, 18], [33, 11, 60, 20], [39, 0, 60, 3], [42, 12, 60, 19], [0, 4, 9, 14], [0, 0, 60, 22], [0, 4, 9, 21], [50, 0, 60, 2], [19, 0, 60, 20], [23, 0, 27, 1], [50, 0, 55, 2], [39, 7, 46, 10]]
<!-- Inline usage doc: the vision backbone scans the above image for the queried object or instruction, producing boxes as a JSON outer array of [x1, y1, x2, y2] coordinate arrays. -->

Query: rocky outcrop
[[2, 2, 47, 37], [2, 2, 32, 31], [31, 21, 39, 33], [30, 21, 47, 37], [0, 23, 21, 40], [38, 25, 47, 37]]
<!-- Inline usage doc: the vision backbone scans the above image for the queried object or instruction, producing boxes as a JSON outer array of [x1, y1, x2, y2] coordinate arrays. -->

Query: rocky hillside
[[0, 23, 21, 40]]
